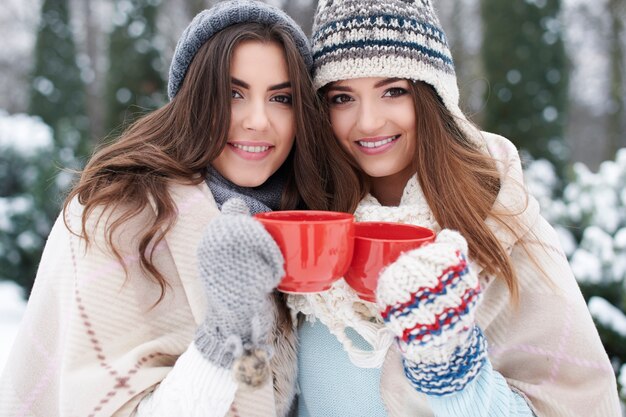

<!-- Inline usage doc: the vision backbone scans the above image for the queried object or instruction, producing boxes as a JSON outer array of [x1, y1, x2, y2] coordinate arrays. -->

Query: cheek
[[272, 109, 295, 141], [397, 103, 416, 132], [329, 111, 351, 144], [281, 117, 296, 149], [228, 105, 241, 135], [282, 114, 296, 144]]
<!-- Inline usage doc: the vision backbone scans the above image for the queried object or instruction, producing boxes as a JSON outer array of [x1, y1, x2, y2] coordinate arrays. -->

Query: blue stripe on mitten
[[403, 326, 487, 395], [376, 229, 487, 395]]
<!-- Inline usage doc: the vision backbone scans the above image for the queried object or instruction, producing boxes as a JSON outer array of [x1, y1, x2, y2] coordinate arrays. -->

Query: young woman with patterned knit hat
[[288, 0, 622, 416], [0, 1, 359, 416]]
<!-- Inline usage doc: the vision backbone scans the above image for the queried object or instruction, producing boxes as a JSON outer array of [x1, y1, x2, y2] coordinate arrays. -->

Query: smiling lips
[[228, 141, 273, 160], [355, 135, 400, 155]]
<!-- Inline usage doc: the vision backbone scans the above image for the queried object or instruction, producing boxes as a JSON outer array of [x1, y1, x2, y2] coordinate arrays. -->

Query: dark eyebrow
[[232, 78, 249, 89], [374, 77, 403, 88], [327, 78, 404, 92], [326, 84, 352, 93], [269, 81, 291, 91], [231, 78, 291, 91]]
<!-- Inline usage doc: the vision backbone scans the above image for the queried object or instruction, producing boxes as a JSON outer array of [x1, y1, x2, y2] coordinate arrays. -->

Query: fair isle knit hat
[[168, 0, 312, 100], [312, 0, 484, 149]]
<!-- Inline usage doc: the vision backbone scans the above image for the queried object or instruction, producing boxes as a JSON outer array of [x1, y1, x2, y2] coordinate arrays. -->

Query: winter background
[[0, 0, 625, 412]]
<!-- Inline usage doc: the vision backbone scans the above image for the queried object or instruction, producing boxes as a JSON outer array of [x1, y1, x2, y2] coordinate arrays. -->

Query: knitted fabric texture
[[206, 165, 285, 215], [195, 198, 285, 370], [287, 174, 440, 369], [403, 327, 487, 396], [377, 229, 486, 395], [168, 0, 312, 99], [311, 0, 484, 150]]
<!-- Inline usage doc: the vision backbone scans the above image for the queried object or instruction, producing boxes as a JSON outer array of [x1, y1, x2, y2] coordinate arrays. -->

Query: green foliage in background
[[105, 0, 166, 135], [29, 0, 90, 159], [481, 0, 569, 175], [0, 114, 57, 296]]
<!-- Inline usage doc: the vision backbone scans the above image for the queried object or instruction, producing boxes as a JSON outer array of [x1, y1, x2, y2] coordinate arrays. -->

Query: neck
[[369, 166, 415, 206], [206, 165, 286, 214]]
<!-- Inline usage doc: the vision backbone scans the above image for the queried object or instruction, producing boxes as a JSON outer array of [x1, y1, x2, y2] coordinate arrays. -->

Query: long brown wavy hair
[[408, 82, 523, 303], [64, 22, 360, 303]]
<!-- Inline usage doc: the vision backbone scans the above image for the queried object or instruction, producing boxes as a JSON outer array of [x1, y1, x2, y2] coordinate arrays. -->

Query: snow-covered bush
[[525, 150, 626, 403], [0, 110, 57, 292], [525, 150, 626, 285]]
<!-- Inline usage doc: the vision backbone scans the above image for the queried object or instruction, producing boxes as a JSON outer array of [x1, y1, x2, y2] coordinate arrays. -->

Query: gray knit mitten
[[194, 198, 284, 387]]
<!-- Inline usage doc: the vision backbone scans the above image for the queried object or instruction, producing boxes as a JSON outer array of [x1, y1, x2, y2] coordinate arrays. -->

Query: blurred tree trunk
[[480, 0, 569, 175], [30, 0, 89, 158], [606, 0, 625, 160], [83, 0, 104, 144], [105, 0, 166, 135]]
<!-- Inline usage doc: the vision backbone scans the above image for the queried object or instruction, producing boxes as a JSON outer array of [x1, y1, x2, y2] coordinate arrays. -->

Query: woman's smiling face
[[212, 40, 295, 188], [326, 77, 417, 187]]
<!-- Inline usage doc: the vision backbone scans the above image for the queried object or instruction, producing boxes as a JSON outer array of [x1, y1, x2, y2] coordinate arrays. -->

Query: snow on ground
[[0, 280, 26, 374]]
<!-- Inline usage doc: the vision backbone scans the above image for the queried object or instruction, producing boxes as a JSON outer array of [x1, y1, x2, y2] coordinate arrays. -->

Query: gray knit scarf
[[205, 165, 286, 214]]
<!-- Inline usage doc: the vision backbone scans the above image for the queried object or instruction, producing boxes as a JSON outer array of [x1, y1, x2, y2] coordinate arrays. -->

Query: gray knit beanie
[[168, 0, 312, 100], [312, 0, 485, 149]]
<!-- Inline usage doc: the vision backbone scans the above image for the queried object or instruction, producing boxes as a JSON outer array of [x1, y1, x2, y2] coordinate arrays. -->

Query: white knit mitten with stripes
[[376, 229, 487, 395]]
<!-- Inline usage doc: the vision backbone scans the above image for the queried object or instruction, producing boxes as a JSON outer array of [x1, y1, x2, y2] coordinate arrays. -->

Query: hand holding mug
[[195, 198, 284, 388], [375, 229, 487, 395]]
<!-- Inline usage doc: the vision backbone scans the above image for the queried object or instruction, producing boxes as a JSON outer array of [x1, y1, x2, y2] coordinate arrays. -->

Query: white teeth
[[357, 136, 398, 148], [232, 144, 270, 153]]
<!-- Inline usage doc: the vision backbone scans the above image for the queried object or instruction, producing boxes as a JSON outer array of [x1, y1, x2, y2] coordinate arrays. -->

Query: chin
[[233, 179, 265, 188], [362, 167, 394, 178], [228, 175, 269, 188], [219, 164, 278, 188]]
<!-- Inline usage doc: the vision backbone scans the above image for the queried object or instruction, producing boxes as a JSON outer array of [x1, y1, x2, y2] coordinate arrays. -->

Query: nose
[[355, 98, 385, 134], [242, 100, 270, 132]]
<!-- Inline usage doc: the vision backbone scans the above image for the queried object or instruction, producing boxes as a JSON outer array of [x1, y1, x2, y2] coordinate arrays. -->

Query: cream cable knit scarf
[[287, 175, 443, 368]]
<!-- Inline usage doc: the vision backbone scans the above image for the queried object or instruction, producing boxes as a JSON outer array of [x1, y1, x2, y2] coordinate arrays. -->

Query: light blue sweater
[[297, 320, 535, 417], [297, 319, 387, 416]]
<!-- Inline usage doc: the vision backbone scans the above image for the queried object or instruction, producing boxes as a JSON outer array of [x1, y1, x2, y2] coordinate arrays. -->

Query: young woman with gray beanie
[[0, 1, 359, 416], [288, 0, 621, 416]]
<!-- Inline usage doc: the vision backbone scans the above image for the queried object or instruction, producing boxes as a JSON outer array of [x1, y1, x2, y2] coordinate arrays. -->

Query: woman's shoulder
[[478, 131, 520, 163], [61, 180, 218, 246], [62, 193, 155, 240]]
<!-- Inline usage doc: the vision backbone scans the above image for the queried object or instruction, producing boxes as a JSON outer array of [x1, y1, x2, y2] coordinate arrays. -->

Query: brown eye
[[271, 94, 293, 105], [383, 87, 408, 98], [329, 94, 352, 105]]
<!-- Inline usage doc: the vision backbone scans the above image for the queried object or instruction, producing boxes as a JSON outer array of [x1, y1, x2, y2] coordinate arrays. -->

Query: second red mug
[[344, 222, 436, 302]]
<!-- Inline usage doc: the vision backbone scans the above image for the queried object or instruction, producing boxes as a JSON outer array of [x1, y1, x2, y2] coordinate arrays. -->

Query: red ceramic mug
[[345, 222, 436, 302], [254, 211, 355, 293]]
